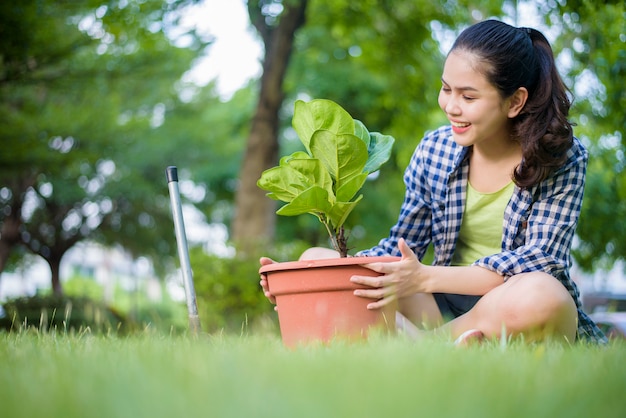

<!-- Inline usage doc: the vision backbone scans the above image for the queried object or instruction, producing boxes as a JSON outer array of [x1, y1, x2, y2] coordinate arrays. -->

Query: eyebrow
[[441, 78, 480, 92]]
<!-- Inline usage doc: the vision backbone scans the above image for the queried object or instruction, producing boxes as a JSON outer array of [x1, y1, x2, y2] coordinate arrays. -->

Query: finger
[[259, 258, 275, 281], [260, 257, 275, 266], [259, 277, 276, 304], [263, 289, 276, 304], [350, 274, 385, 287], [398, 238, 416, 260], [359, 261, 386, 274], [365, 296, 396, 310], [353, 287, 386, 300]]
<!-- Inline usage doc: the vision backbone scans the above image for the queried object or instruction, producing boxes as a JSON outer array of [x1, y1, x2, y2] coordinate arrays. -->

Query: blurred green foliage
[[0, 294, 127, 334], [0, 0, 217, 288], [549, 0, 626, 270], [189, 242, 310, 334]]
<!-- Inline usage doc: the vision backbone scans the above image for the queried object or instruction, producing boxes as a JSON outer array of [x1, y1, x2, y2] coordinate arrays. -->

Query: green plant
[[257, 99, 395, 257]]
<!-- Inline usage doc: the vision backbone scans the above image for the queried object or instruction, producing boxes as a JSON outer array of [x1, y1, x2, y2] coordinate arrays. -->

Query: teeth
[[452, 121, 470, 128]]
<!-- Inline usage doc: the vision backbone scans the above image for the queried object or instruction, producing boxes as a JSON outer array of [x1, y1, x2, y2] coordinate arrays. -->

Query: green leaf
[[364, 132, 395, 174], [327, 196, 363, 230], [354, 120, 371, 148], [257, 157, 332, 203], [257, 166, 305, 202], [309, 130, 368, 189], [280, 151, 310, 164], [276, 186, 333, 217], [336, 173, 368, 202], [292, 99, 355, 153], [285, 158, 333, 197]]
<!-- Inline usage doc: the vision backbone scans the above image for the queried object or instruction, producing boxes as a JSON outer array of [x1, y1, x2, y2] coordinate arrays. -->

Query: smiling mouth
[[451, 121, 470, 128]]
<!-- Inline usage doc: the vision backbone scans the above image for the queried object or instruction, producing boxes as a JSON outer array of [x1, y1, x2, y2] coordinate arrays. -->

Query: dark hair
[[450, 20, 573, 188]]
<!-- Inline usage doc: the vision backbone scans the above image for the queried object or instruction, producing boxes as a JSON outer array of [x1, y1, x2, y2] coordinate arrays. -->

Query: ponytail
[[512, 29, 573, 188]]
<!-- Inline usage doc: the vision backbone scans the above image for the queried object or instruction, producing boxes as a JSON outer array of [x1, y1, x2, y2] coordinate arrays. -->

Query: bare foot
[[396, 312, 422, 340]]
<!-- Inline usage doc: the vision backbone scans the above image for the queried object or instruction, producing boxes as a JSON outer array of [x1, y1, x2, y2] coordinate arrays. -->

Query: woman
[[261, 20, 607, 345]]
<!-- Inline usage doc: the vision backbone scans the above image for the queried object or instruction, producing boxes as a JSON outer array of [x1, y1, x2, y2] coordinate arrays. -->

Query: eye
[[463, 96, 476, 101]]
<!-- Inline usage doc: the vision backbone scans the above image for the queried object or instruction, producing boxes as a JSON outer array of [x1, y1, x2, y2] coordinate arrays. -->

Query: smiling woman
[[259, 19, 608, 346]]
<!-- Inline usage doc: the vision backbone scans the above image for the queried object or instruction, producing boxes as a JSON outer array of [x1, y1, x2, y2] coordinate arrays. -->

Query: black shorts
[[434, 293, 482, 321]]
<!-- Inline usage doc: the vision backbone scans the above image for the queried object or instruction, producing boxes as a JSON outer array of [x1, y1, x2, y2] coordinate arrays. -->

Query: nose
[[444, 95, 461, 116]]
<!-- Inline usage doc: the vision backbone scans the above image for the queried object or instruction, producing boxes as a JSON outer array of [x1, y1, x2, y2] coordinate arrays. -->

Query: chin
[[451, 132, 474, 147]]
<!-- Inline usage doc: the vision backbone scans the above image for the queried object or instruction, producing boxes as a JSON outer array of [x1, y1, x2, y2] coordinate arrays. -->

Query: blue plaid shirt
[[358, 125, 607, 344]]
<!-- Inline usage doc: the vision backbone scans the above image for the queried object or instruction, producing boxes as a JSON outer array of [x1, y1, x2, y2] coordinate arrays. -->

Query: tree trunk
[[48, 255, 63, 297], [232, 0, 308, 251], [47, 260, 63, 296], [0, 211, 21, 274]]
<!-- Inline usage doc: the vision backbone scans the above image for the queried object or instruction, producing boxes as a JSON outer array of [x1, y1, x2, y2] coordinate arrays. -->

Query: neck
[[473, 137, 521, 162], [469, 138, 522, 193]]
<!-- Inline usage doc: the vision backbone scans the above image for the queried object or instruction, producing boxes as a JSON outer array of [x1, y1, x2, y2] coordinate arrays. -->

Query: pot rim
[[259, 255, 400, 274]]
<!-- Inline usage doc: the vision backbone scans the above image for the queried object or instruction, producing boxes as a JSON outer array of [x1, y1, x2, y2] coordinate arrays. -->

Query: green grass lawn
[[1, 331, 624, 418]]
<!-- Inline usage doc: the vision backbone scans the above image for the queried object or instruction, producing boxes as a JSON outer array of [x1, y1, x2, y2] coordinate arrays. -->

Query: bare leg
[[392, 293, 443, 339], [437, 272, 578, 343], [398, 293, 444, 330]]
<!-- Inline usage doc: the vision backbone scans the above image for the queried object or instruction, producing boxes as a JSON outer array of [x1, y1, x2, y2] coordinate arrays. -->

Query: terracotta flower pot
[[260, 256, 400, 347]]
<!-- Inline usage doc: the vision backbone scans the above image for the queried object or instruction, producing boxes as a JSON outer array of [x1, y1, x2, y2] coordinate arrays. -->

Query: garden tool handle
[[166, 166, 202, 335]]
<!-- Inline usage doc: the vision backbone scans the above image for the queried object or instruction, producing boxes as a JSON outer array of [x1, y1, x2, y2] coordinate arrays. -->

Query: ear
[[507, 87, 528, 118]]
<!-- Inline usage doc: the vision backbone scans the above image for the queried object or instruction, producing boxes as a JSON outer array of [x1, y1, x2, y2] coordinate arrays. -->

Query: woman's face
[[438, 50, 516, 148]]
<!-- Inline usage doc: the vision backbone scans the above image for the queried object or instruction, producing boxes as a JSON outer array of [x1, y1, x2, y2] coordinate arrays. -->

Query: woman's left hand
[[351, 238, 425, 309]]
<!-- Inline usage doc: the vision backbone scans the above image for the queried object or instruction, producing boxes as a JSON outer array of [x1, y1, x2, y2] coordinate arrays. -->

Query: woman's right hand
[[259, 257, 277, 308]]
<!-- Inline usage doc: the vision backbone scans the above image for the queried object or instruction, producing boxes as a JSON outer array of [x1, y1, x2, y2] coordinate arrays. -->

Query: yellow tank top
[[451, 181, 515, 266]]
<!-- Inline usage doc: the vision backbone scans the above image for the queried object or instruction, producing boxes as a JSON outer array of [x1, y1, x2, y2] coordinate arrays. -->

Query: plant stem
[[321, 216, 348, 257], [337, 226, 348, 258], [322, 220, 340, 254]]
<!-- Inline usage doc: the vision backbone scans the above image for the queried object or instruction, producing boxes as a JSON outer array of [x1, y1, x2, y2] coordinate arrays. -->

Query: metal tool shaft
[[166, 166, 202, 335]]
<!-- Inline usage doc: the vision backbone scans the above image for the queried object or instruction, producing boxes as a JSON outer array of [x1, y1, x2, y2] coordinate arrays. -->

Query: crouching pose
[[261, 20, 607, 345]]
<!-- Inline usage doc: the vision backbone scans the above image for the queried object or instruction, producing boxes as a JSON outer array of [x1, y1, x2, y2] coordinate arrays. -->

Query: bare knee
[[478, 272, 577, 342], [299, 247, 340, 260]]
